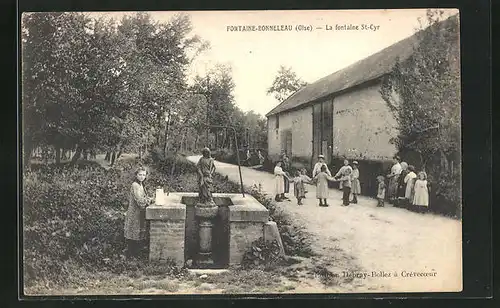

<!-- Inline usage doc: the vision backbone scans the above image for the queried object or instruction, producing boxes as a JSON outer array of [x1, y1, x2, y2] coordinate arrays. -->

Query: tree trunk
[[194, 135, 199, 151], [55, 146, 61, 165], [70, 146, 83, 166], [170, 132, 186, 176], [105, 151, 110, 161], [111, 152, 116, 166], [23, 139, 33, 171], [439, 149, 449, 174], [117, 150, 123, 160]]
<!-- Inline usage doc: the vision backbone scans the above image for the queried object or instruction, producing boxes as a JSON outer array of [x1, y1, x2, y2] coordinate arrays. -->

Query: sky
[[91, 9, 458, 117]]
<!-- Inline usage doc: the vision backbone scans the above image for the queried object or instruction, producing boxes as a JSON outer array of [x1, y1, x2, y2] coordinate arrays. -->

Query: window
[[275, 114, 279, 129]]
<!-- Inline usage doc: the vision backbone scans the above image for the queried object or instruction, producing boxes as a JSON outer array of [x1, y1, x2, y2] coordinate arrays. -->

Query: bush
[[23, 163, 131, 285], [428, 171, 461, 218], [241, 238, 283, 270], [213, 149, 235, 164]]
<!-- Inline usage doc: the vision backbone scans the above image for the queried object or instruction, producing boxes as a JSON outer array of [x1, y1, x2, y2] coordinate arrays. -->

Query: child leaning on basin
[[124, 166, 154, 259]]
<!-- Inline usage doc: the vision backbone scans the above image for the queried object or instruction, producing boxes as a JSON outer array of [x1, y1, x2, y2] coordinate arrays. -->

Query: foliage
[[21, 12, 208, 167], [23, 162, 131, 286], [241, 238, 284, 269], [250, 189, 315, 258], [23, 151, 244, 287], [267, 65, 307, 102], [380, 10, 461, 215]]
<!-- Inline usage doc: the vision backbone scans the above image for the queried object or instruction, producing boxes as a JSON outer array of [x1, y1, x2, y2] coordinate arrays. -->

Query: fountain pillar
[[195, 200, 218, 267]]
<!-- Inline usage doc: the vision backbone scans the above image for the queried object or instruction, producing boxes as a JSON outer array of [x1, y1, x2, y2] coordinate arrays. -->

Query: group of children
[[383, 156, 431, 213], [273, 154, 431, 212]]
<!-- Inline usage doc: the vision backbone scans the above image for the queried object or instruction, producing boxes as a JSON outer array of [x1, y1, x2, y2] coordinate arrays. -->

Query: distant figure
[[124, 166, 153, 259], [413, 171, 431, 213], [292, 170, 312, 205], [314, 165, 336, 207], [404, 165, 417, 208], [281, 153, 291, 201], [387, 156, 402, 203], [257, 150, 265, 165], [350, 161, 361, 204], [197, 148, 216, 204], [245, 149, 251, 166], [334, 159, 353, 206], [396, 162, 409, 207], [376, 175, 386, 207], [274, 161, 290, 202], [312, 154, 331, 178]]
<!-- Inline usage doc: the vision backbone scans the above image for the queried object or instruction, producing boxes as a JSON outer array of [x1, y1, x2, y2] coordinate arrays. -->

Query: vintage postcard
[[21, 9, 462, 296]]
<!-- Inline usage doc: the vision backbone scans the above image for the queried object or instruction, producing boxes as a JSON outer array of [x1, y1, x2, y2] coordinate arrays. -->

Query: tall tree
[[380, 10, 460, 206], [190, 63, 236, 148], [267, 66, 307, 102], [22, 12, 207, 167]]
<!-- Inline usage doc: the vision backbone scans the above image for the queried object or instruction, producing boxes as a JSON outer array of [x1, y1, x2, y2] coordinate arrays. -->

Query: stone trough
[[146, 192, 282, 268]]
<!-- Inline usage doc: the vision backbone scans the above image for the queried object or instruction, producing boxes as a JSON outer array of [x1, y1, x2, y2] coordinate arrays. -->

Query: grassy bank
[[23, 152, 329, 295]]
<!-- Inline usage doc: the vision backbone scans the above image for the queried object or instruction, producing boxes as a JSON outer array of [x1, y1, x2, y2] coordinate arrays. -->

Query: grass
[[24, 152, 344, 296]]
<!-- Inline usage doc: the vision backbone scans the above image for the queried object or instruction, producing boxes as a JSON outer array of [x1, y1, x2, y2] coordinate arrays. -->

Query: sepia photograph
[[21, 9, 462, 296]]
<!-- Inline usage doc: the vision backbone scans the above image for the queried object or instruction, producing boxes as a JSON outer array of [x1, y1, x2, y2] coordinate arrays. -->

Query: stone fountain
[[145, 148, 283, 268]]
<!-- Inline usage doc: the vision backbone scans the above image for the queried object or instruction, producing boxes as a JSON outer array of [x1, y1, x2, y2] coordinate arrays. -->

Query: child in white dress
[[404, 165, 417, 208], [413, 171, 431, 213], [314, 165, 336, 207]]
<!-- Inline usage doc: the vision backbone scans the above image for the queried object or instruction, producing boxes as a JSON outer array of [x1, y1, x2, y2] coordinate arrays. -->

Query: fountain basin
[[146, 192, 269, 267]]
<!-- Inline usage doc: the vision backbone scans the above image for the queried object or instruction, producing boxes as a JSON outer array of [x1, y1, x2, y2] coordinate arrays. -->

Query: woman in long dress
[[124, 166, 153, 259], [274, 161, 290, 202], [281, 154, 291, 200], [387, 156, 402, 203], [396, 162, 409, 207]]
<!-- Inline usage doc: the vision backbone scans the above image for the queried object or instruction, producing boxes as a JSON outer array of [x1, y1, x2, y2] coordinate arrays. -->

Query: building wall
[[267, 106, 313, 161], [332, 82, 398, 160]]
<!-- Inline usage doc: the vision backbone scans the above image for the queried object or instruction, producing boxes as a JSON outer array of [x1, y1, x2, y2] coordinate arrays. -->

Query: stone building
[[265, 31, 421, 195]]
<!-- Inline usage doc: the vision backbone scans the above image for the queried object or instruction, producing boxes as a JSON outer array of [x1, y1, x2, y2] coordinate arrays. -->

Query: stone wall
[[149, 220, 185, 265], [332, 82, 398, 161], [266, 81, 399, 167], [267, 107, 313, 162], [146, 193, 270, 268], [146, 203, 186, 266], [228, 222, 263, 265]]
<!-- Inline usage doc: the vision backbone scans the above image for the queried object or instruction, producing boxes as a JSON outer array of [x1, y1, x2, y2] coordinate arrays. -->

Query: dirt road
[[187, 156, 462, 293]]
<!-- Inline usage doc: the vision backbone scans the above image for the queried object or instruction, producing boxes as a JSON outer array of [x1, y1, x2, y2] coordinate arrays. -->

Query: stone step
[[188, 269, 229, 275]]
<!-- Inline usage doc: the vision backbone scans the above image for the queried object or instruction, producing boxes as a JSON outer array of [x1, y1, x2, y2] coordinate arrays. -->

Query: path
[[188, 156, 462, 293]]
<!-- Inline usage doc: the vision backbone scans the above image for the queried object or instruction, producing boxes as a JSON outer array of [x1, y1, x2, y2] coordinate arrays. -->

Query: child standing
[[413, 171, 430, 213], [350, 161, 361, 204], [301, 168, 309, 194], [293, 170, 312, 205], [376, 175, 386, 207], [334, 159, 352, 206], [314, 165, 336, 207], [124, 166, 154, 259], [404, 165, 417, 209], [274, 161, 290, 202]]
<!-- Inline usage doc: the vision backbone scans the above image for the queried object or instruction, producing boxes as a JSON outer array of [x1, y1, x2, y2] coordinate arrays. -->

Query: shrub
[[23, 162, 132, 285], [241, 238, 283, 270], [213, 149, 235, 164]]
